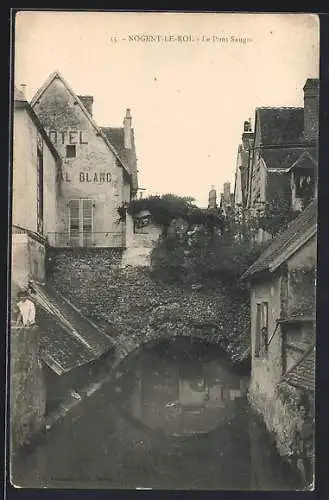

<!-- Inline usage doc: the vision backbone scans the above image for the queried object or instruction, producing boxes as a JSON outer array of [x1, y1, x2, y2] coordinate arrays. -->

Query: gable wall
[[32, 77, 128, 246]]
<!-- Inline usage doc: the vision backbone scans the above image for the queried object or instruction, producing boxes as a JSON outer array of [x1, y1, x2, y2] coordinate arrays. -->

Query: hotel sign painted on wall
[[47, 129, 112, 183], [61, 171, 112, 183], [61, 172, 112, 183], [46, 129, 88, 145]]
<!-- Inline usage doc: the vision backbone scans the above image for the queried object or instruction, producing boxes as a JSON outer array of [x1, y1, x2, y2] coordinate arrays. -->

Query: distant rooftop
[[257, 107, 304, 146]]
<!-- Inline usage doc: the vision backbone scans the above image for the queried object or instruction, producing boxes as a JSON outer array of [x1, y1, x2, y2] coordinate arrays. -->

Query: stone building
[[10, 81, 127, 458], [219, 182, 234, 217], [12, 86, 62, 288], [241, 200, 316, 484], [233, 78, 319, 241], [11, 85, 63, 455], [31, 71, 138, 248]]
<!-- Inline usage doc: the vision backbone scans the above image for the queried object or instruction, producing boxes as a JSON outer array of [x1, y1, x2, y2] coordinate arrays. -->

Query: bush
[[126, 194, 225, 234], [199, 235, 267, 281], [151, 231, 267, 286], [150, 235, 186, 283]]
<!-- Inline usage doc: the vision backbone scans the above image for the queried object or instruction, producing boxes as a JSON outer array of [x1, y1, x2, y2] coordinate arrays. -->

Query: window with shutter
[[255, 301, 269, 358], [68, 199, 93, 246], [255, 304, 261, 357]]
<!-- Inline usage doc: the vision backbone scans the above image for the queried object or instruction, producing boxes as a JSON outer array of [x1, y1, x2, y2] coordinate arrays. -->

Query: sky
[[14, 11, 319, 207]]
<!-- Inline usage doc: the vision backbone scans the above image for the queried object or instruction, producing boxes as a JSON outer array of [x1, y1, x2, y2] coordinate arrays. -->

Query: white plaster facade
[[31, 72, 136, 248]]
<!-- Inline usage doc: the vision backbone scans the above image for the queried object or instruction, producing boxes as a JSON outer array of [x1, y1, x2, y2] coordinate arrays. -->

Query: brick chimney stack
[[303, 78, 319, 142], [123, 108, 132, 150], [208, 185, 217, 209], [78, 95, 94, 117], [20, 84, 27, 97], [223, 182, 231, 203]]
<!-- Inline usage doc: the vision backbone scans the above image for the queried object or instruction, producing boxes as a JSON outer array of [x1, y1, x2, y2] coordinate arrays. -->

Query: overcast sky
[[14, 11, 319, 206]]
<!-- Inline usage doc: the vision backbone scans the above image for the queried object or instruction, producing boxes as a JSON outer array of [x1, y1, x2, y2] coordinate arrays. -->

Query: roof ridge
[[241, 201, 317, 280], [30, 72, 131, 176], [256, 106, 304, 110], [283, 343, 316, 382]]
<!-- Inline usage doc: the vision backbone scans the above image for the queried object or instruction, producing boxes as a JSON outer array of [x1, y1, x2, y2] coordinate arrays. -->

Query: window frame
[[66, 144, 76, 158], [255, 301, 269, 358], [68, 198, 94, 246]]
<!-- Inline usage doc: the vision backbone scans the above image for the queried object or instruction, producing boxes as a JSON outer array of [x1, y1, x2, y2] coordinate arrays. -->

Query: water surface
[[12, 337, 301, 490]]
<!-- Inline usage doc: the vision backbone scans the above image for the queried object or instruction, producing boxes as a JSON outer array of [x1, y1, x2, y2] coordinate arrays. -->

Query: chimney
[[123, 108, 132, 150], [20, 84, 27, 97], [303, 78, 319, 142], [242, 118, 254, 151], [223, 182, 231, 203], [78, 95, 94, 116], [208, 185, 217, 209]]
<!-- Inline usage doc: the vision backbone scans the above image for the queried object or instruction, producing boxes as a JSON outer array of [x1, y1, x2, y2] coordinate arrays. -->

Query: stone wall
[[12, 232, 47, 289], [10, 326, 46, 454], [248, 382, 314, 484], [49, 250, 250, 364], [122, 221, 163, 267], [48, 247, 123, 285], [32, 75, 131, 242], [250, 275, 283, 396]]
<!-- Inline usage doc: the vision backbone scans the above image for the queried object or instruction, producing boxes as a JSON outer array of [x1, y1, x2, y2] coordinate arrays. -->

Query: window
[[255, 302, 269, 357], [66, 145, 76, 158], [37, 147, 44, 234], [68, 199, 93, 246]]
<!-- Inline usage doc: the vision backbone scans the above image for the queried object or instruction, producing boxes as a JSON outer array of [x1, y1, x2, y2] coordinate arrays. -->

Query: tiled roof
[[304, 78, 319, 92], [101, 127, 138, 191], [283, 346, 315, 392], [101, 128, 125, 159], [257, 107, 304, 145], [261, 147, 318, 171], [241, 200, 317, 280], [31, 283, 115, 375]]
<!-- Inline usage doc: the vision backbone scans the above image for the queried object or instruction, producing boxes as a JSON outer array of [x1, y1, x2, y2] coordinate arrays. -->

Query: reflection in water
[[118, 340, 249, 437], [12, 338, 301, 490]]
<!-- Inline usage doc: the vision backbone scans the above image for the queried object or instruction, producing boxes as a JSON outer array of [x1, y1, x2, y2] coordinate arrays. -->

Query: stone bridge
[[34, 252, 251, 374], [96, 299, 250, 367]]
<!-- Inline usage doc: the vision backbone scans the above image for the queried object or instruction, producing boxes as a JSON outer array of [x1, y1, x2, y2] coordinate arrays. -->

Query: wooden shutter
[[255, 303, 261, 357], [82, 199, 93, 245], [68, 199, 80, 246]]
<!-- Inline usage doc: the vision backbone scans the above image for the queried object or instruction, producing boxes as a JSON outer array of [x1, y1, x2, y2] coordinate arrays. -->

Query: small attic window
[[66, 145, 76, 158]]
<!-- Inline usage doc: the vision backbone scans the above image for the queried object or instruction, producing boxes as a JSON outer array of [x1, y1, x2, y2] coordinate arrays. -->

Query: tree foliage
[[127, 193, 225, 232], [257, 195, 299, 237], [151, 230, 267, 287]]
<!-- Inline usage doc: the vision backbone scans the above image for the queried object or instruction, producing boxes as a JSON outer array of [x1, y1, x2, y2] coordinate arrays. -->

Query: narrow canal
[[12, 337, 302, 490]]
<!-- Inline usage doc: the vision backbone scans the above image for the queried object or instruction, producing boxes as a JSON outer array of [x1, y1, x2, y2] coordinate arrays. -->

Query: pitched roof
[[30, 71, 132, 179], [283, 346, 315, 392], [304, 78, 319, 92], [14, 86, 62, 167], [241, 200, 317, 280], [101, 126, 138, 191], [31, 282, 115, 375], [257, 107, 304, 145], [260, 147, 318, 172]]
